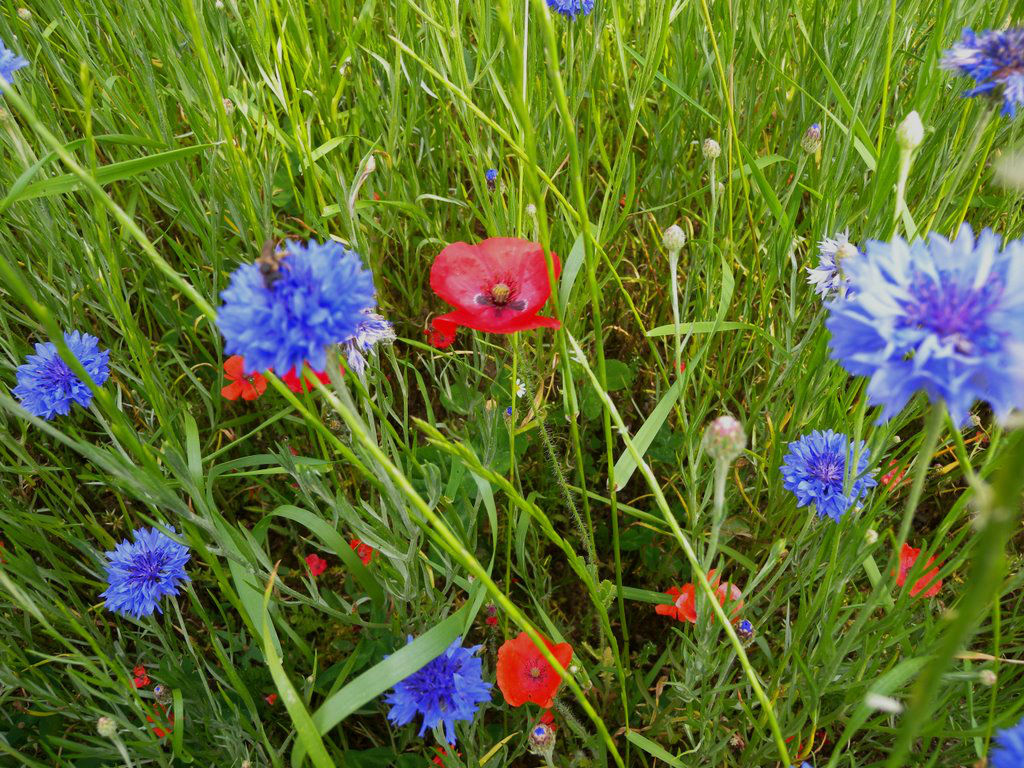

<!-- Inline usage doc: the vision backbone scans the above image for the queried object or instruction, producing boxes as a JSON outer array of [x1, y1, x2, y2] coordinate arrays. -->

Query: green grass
[[0, 0, 1022, 765]]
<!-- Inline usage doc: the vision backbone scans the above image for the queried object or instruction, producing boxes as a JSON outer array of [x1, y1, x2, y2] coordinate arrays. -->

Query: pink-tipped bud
[[703, 415, 747, 463]]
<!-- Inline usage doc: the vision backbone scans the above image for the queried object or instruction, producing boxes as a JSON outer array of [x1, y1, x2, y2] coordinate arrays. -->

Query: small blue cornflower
[[990, 716, 1024, 768], [546, 0, 594, 19], [942, 28, 1024, 117], [100, 527, 190, 619], [217, 239, 377, 375], [384, 636, 491, 744], [780, 430, 876, 522], [485, 168, 498, 184], [826, 225, 1024, 425], [807, 231, 859, 300], [0, 39, 28, 84], [344, 311, 395, 376], [13, 331, 110, 420]]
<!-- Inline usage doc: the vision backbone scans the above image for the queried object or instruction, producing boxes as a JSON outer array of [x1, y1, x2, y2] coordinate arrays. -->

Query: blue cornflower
[[13, 331, 110, 420], [344, 311, 395, 376], [484, 168, 498, 183], [0, 39, 28, 83], [100, 527, 190, 618], [942, 28, 1024, 117], [217, 239, 377, 375], [807, 231, 859, 300], [384, 636, 491, 744], [780, 430, 876, 522], [546, 0, 594, 19], [826, 225, 1024, 425], [990, 716, 1024, 768]]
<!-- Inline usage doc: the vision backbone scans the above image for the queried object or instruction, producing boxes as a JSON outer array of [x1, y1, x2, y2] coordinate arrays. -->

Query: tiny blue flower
[[990, 715, 1024, 768], [942, 28, 1024, 117], [384, 636, 491, 744], [737, 619, 754, 640], [0, 39, 28, 83], [781, 430, 876, 522], [826, 225, 1024, 425], [807, 231, 859, 300], [217, 239, 377, 375], [344, 311, 395, 376], [100, 527, 190, 619], [484, 168, 498, 183], [546, 0, 594, 19], [13, 331, 110, 420]]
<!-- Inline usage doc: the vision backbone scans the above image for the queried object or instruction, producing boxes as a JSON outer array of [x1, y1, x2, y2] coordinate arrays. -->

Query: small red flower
[[306, 553, 328, 577], [496, 631, 573, 708], [0, 540, 6, 564], [221, 355, 267, 401], [881, 460, 906, 489], [425, 316, 458, 349], [264, 693, 278, 706], [655, 571, 743, 624], [896, 543, 942, 598], [432, 746, 461, 766], [132, 665, 150, 688], [539, 708, 558, 732], [280, 365, 336, 393], [486, 615, 499, 627], [350, 538, 374, 565], [429, 238, 561, 343], [146, 703, 174, 739]]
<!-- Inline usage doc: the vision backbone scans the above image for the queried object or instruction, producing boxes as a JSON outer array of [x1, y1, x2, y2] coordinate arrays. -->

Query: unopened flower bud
[[528, 723, 556, 759], [17, 7, 31, 20], [897, 111, 924, 151], [801, 123, 822, 154], [703, 415, 747, 463], [96, 717, 117, 738], [979, 669, 997, 686], [702, 138, 721, 160], [865, 528, 878, 545], [215, 0, 225, 7], [865, 692, 903, 714], [662, 224, 686, 253], [525, 203, 537, 217], [222, 98, 234, 114]]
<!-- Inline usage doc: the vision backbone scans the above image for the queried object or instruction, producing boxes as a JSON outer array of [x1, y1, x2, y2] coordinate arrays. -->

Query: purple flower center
[[129, 551, 171, 585], [901, 274, 1003, 354], [810, 456, 843, 487], [475, 279, 526, 313]]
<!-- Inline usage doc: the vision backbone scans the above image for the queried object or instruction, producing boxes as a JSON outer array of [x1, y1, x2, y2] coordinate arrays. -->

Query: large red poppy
[[656, 570, 744, 624], [221, 355, 267, 401], [895, 543, 942, 598], [428, 238, 561, 342], [496, 630, 572, 708]]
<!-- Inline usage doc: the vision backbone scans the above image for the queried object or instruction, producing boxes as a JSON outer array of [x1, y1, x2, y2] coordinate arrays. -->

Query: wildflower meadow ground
[[1, 0, 1024, 766]]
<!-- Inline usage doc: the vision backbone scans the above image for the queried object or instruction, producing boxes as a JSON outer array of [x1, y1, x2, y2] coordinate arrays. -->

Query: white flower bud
[[703, 415, 747, 463], [662, 224, 686, 252], [17, 8, 31, 20], [96, 717, 117, 738], [525, 203, 537, 217], [979, 669, 997, 686], [864, 529, 878, 545], [897, 111, 924, 151], [865, 693, 903, 714], [702, 138, 721, 160]]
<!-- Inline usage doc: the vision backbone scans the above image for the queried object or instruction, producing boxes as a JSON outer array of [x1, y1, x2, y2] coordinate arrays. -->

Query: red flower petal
[[895, 543, 942, 598], [429, 238, 561, 335], [223, 355, 245, 380], [221, 379, 244, 400], [349, 538, 374, 566], [280, 366, 333, 393], [496, 631, 573, 708], [264, 693, 278, 706], [306, 553, 328, 577], [425, 316, 459, 349], [655, 584, 697, 623]]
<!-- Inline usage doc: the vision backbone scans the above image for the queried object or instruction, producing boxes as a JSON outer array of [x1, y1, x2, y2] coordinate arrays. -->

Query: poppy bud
[[703, 415, 746, 463], [97, 717, 117, 738], [801, 123, 822, 154], [702, 138, 721, 160], [662, 224, 686, 253], [896, 111, 923, 151]]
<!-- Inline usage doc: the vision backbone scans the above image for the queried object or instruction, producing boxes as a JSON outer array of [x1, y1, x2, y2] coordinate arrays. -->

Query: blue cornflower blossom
[[384, 636, 491, 744], [217, 239, 376, 375], [990, 716, 1024, 768], [942, 28, 1024, 117], [484, 168, 498, 183], [100, 527, 190, 618], [781, 430, 876, 522], [344, 311, 395, 376], [13, 331, 110, 420], [0, 39, 28, 83], [546, 0, 594, 19], [807, 231, 859, 300], [826, 225, 1024, 425]]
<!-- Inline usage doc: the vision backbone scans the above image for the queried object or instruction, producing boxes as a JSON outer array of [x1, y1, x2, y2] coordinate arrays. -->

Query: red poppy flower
[[306, 553, 328, 577], [279, 364, 340, 393], [432, 746, 461, 766], [881, 460, 906, 489], [496, 631, 572, 708], [349, 538, 374, 565], [132, 665, 150, 688], [539, 709, 558, 732], [655, 571, 743, 624], [221, 355, 267, 401], [146, 703, 174, 739], [895, 543, 942, 598], [425, 316, 458, 349], [264, 693, 278, 706], [429, 238, 561, 342]]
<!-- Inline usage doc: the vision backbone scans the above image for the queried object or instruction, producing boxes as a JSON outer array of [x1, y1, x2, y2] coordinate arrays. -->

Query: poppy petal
[[223, 355, 245, 379], [221, 380, 244, 400], [440, 306, 561, 335]]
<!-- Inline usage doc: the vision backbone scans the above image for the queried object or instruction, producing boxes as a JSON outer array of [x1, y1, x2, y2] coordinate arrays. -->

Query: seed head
[[662, 224, 686, 253], [702, 138, 721, 160]]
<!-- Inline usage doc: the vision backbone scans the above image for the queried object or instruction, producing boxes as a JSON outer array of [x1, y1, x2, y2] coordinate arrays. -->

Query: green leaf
[[626, 730, 686, 767], [603, 359, 635, 391], [612, 376, 683, 491], [558, 232, 586, 308]]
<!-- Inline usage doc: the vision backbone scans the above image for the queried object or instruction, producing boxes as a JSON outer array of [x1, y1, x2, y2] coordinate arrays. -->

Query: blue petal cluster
[[942, 28, 1024, 117], [780, 430, 876, 522], [217, 239, 377, 375], [991, 716, 1024, 768], [826, 225, 1024, 425], [344, 311, 395, 376], [807, 231, 858, 300], [13, 331, 110, 420], [0, 39, 28, 83], [100, 527, 190, 619], [546, 0, 594, 19], [385, 636, 491, 744]]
